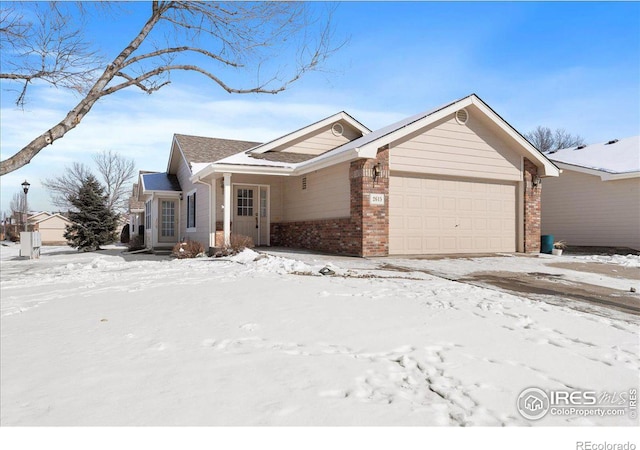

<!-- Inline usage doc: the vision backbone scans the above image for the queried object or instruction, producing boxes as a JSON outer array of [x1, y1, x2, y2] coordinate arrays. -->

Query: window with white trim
[[236, 188, 254, 216], [187, 191, 196, 229], [145, 201, 151, 230]]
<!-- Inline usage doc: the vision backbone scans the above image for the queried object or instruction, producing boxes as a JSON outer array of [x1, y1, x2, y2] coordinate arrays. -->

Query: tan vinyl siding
[[391, 114, 521, 182], [278, 122, 363, 155], [36, 216, 70, 244], [282, 162, 350, 222], [541, 170, 640, 250]]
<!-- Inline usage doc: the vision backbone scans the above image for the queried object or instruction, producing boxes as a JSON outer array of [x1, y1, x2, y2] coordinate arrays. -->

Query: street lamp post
[[21, 180, 30, 232]]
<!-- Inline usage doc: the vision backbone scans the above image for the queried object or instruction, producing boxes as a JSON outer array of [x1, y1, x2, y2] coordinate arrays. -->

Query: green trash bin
[[540, 235, 554, 254]]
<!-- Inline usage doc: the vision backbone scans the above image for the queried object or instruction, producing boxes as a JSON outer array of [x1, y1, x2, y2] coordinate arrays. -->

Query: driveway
[[263, 248, 640, 318]]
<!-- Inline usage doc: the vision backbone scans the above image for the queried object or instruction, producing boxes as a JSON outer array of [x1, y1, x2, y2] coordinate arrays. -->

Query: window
[[161, 200, 176, 237], [236, 188, 254, 216], [187, 191, 196, 229], [145, 201, 151, 229], [260, 189, 267, 218]]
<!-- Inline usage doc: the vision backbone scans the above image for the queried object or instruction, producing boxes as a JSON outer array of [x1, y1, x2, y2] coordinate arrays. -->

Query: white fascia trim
[[469, 97, 560, 178], [166, 135, 191, 174], [192, 148, 365, 180], [294, 148, 362, 175], [141, 189, 181, 197], [355, 97, 476, 158], [208, 164, 294, 177], [250, 112, 370, 154], [554, 162, 640, 181]]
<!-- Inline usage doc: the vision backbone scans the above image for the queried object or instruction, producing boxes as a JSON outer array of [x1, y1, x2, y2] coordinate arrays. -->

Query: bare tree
[[0, 1, 341, 175], [9, 191, 27, 225], [94, 150, 136, 212], [525, 126, 585, 153], [42, 150, 135, 213]]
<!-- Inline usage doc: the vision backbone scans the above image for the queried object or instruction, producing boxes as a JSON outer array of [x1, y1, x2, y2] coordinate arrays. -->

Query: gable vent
[[331, 122, 344, 136], [302, 176, 307, 190], [605, 139, 619, 145], [455, 108, 469, 125]]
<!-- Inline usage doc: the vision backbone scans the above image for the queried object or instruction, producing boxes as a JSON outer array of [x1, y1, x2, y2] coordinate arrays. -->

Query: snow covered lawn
[[1, 244, 638, 426]]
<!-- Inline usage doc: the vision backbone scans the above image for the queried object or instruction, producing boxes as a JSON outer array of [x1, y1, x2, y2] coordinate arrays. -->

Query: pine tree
[[64, 175, 118, 251]]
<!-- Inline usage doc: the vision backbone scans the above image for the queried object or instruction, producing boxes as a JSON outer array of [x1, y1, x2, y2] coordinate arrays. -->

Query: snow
[[548, 135, 640, 174], [1, 243, 638, 432]]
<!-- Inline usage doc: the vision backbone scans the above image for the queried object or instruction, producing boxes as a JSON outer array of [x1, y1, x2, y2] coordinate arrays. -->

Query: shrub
[[120, 224, 130, 244], [7, 229, 19, 242], [172, 240, 205, 259], [214, 233, 254, 257], [128, 235, 145, 252]]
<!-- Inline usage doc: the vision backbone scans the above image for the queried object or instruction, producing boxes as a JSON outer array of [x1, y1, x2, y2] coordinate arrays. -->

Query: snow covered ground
[[1, 243, 638, 433]]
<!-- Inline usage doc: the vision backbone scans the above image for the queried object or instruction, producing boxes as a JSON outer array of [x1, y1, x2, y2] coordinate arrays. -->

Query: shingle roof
[[249, 152, 318, 164], [174, 134, 261, 164], [142, 173, 182, 192]]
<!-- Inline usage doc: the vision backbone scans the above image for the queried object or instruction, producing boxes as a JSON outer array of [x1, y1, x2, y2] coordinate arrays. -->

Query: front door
[[158, 199, 177, 243], [233, 186, 260, 245]]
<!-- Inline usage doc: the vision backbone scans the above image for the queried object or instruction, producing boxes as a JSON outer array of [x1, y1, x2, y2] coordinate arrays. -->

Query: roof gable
[[331, 94, 559, 177], [28, 211, 52, 222], [249, 111, 371, 155], [33, 213, 71, 225], [168, 134, 261, 174]]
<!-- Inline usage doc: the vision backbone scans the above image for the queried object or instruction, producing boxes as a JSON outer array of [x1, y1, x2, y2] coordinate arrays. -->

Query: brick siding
[[271, 147, 390, 257], [523, 158, 542, 253]]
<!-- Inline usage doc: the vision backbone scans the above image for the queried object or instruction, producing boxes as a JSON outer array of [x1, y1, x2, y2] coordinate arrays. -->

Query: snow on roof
[[548, 136, 640, 174]]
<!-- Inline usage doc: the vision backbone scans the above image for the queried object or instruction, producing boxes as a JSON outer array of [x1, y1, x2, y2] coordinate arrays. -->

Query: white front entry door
[[158, 199, 178, 244], [233, 186, 260, 245]]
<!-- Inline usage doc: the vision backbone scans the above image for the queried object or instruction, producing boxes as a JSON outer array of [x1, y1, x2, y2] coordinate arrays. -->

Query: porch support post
[[223, 172, 232, 246], [210, 177, 217, 248]]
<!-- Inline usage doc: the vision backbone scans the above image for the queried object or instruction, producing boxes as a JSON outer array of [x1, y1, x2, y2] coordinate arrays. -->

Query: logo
[[517, 387, 550, 420]]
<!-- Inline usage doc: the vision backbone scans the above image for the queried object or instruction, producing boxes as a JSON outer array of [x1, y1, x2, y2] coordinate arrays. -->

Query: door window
[[237, 189, 254, 216], [161, 200, 175, 237]]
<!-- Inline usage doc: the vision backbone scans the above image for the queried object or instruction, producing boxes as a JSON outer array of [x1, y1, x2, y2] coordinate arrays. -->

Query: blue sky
[[1, 1, 639, 214]]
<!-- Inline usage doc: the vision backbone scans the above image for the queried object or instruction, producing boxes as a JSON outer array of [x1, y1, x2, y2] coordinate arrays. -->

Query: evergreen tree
[[64, 175, 118, 251]]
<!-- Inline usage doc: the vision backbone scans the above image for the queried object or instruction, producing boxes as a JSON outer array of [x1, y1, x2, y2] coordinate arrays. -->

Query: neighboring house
[[30, 213, 72, 245], [541, 136, 640, 250], [130, 94, 559, 256], [27, 211, 52, 224]]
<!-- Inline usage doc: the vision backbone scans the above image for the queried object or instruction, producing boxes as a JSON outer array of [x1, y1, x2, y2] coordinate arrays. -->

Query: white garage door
[[390, 175, 517, 255]]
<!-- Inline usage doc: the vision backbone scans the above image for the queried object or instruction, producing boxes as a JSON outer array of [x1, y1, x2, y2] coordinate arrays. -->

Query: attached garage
[[390, 175, 517, 254], [341, 94, 560, 256]]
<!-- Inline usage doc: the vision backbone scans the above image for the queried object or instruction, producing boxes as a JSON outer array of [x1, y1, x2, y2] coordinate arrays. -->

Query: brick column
[[350, 147, 389, 257], [523, 158, 541, 253]]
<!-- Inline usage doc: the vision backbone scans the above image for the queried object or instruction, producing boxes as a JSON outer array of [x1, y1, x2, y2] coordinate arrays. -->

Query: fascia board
[[555, 162, 640, 181], [355, 98, 475, 158], [251, 112, 369, 155], [207, 164, 295, 177], [191, 148, 363, 179], [294, 148, 362, 175], [470, 97, 560, 177], [167, 136, 191, 175]]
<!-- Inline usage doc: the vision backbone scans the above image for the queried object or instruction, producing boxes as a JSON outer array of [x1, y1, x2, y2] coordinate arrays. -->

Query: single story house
[[130, 94, 559, 257], [30, 213, 72, 245], [541, 136, 640, 250]]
